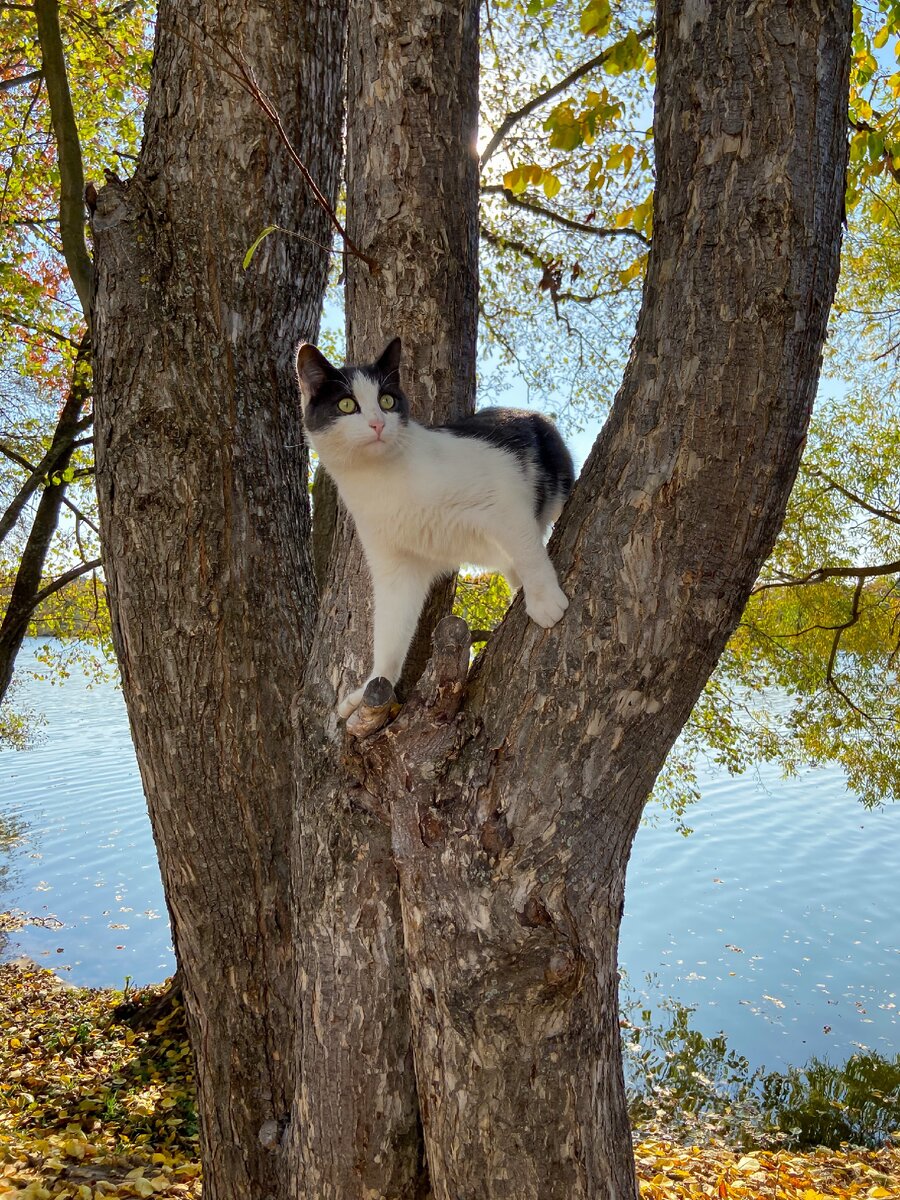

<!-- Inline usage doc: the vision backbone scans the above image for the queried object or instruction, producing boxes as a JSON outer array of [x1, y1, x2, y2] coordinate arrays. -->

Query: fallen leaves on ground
[[0, 963, 198, 1199], [1, 962, 898, 1198], [634, 1137, 899, 1198]]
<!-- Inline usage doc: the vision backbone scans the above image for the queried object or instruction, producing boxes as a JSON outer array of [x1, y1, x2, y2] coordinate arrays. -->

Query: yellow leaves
[[501, 163, 561, 199], [604, 30, 647, 77], [617, 256, 647, 288], [502, 164, 540, 194], [542, 172, 562, 199], [634, 1138, 900, 1200], [0, 964, 198, 1199], [579, 0, 611, 38]]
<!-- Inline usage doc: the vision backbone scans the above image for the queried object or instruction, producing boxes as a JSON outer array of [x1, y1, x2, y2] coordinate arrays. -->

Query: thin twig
[[482, 184, 650, 245], [805, 466, 900, 526]]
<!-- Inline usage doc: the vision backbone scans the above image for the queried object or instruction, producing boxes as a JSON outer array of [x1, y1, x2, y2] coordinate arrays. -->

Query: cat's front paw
[[525, 580, 569, 628], [337, 685, 366, 720]]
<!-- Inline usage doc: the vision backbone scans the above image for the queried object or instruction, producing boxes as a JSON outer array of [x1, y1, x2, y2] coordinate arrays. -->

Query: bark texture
[[290, 1, 480, 1195], [90, 3, 345, 1197], [346, 2, 851, 1196]]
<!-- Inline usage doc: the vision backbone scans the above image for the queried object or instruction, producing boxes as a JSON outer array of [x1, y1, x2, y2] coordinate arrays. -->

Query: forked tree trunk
[[92, 0, 850, 1198], [297, 1, 850, 1196], [90, 3, 345, 1197]]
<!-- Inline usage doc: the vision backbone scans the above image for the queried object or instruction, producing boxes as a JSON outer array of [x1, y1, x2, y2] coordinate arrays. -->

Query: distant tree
[[0, 0, 148, 727]]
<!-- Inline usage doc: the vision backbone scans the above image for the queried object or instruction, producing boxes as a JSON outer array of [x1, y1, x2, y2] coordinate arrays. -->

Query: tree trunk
[[90, 3, 345, 1197], [289, 1, 480, 1194], [0, 351, 91, 701], [364, 3, 850, 1195]]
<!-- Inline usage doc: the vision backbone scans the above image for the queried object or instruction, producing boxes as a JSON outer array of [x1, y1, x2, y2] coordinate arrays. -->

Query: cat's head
[[296, 338, 410, 464]]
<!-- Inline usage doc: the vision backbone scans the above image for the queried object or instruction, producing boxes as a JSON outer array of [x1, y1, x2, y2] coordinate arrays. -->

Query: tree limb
[[0, 341, 92, 699], [479, 25, 654, 170], [30, 554, 102, 609], [33, 0, 93, 316], [482, 184, 650, 244], [752, 559, 900, 594], [0, 69, 43, 92], [0, 427, 89, 546], [805, 465, 900, 527]]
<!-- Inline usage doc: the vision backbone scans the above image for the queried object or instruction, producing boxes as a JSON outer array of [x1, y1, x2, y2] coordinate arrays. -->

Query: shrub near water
[[1, 962, 898, 1199]]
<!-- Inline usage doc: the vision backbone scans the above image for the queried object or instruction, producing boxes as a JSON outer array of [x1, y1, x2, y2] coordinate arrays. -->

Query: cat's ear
[[296, 343, 337, 400], [374, 337, 402, 380]]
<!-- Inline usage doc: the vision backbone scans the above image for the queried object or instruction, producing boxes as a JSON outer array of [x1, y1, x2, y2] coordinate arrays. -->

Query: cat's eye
[[379, 394, 396, 411], [337, 396, 357, 414]]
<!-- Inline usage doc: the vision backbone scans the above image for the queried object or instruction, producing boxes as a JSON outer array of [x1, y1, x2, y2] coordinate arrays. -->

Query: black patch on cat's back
[[435, 407, 575, 522]]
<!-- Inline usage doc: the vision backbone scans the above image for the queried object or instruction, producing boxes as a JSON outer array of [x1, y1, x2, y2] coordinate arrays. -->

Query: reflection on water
[[622, 754, 900, 1070], [622, 988, 900, 1149], [1, 640, 898, 1072]]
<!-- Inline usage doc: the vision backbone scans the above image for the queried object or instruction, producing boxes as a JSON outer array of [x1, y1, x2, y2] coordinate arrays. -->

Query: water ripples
[[2, 640, 898, 1071]]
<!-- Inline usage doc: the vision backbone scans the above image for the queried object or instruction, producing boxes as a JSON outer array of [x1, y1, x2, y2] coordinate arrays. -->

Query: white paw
[[525, 581, 569, 629], [337, 685, 366, 720]]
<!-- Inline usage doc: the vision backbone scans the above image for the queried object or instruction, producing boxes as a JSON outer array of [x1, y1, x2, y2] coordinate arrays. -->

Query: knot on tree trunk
[[343, 615, 472, 820]]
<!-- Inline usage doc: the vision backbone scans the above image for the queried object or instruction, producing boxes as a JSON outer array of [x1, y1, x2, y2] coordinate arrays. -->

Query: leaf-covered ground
[[0, 964, 198, 1199], [0, 963, 897, 1199]]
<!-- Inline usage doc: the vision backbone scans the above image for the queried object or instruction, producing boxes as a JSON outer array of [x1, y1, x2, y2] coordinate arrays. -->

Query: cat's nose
[[369, 418, 385, 438]]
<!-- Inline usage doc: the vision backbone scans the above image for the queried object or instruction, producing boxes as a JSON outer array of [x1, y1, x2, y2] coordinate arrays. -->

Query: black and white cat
[[297, 337, 575, 719]]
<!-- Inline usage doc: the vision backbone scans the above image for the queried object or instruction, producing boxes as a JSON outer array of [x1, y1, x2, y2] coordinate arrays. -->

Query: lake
[[1, 640, 897, 1073]]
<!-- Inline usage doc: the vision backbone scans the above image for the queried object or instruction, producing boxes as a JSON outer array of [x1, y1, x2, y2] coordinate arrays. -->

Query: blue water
[[1, 640, 898, 1071]]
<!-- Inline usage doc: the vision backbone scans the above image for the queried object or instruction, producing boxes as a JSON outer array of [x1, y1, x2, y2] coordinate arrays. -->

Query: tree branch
[[805, 465, 900, 527], [61, 494, 99, 536], [479, 25, 654, 170], [0, 69, 42, 92], [33, 0, 93, 316], [30, 555, 102, 609], [0, 432, 86, 545], [481, 184, 650, 245], [824, 576, 872, 721], [752, 559, 900, 594]]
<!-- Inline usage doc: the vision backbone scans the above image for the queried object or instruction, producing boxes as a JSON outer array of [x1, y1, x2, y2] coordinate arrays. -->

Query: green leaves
[[579, 0, 611, 38], [242, 226, 280, 270], [603, 29, 646, 76]]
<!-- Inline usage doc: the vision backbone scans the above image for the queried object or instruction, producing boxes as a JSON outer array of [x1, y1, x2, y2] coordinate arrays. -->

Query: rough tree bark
[[289, 1, 479, 1195], [368, 4, 850, 1195], [317, 1, 850, 1196], [90, 3, 345, 1197], [91, 0, 850, 1198]]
